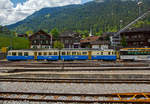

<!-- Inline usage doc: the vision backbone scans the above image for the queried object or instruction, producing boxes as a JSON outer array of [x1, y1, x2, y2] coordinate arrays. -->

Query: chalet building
[[59, 31, 81, 48], [29, 30, 53, 49], [120, 27, 150, 48], [80, 35, 109, 49]]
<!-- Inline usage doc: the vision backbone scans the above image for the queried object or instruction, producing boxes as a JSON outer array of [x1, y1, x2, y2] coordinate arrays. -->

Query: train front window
[[38, 52, 42, 56], [67, 52, 71, 55], [49, 52, 52, 55], [44, 52, 47, 56], [72, 52, 76, 55], [18, 52, 22, 56], [62, 52, 66, 55], [77, 52, 81, 55], [8, 52, 12, 56], [12, 52, 16, 56], [54, 52, 57, 55], [82, 52, 87, 55], [24, 52, 28, 56]]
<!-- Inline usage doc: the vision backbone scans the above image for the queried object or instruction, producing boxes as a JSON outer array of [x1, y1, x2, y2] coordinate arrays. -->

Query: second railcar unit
[[35, 50, 59, 61], [60, 49, 89, 61]]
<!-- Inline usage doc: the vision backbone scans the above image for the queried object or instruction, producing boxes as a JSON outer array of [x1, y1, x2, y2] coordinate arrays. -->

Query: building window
[[46, 40, 49, 44]]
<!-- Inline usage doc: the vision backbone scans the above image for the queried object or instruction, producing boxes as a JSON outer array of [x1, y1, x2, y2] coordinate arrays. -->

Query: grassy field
[[0, 35, 29, 49]]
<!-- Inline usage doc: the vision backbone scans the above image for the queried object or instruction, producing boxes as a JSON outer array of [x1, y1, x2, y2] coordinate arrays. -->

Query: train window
[[72, 52, 76, 55], [54, 52, 57, 55], [18, 52, 22, 56], [38, 52, 42, 56], [101, 52, 103, 55], [67, 52, 71, 55], [108, 52, 110, 55], [24, 52, 28, 56], [62, 52, 66, 55], [12, 52, 16, 56], [8, 52, 11, 56], [82, 52, 87, 55], [44, 52, 47, 56], [77, 52, 81, 55], [49, 52, 52, 55]]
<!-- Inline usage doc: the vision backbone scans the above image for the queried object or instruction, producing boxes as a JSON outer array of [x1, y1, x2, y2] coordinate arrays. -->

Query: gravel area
[[0, 82, 150, 94], [0, 101, 101, 104]]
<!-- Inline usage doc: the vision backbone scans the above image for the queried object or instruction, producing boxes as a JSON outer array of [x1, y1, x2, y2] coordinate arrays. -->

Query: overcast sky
[[0, 0, 93, 26]]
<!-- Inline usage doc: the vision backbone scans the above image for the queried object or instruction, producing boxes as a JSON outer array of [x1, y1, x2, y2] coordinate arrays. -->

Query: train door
[[34, 52, 37, 60], [88, 51, 92, 60], [116, 51, 120, 59]]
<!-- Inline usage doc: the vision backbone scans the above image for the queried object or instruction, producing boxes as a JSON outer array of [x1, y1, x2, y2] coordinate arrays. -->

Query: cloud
[[0, 0, 81, 26]]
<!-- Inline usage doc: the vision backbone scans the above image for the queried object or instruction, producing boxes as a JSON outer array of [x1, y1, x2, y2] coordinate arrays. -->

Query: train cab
[[7, 50, 34, 61]]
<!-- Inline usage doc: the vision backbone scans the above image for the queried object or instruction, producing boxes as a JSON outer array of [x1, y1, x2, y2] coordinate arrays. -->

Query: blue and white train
[[7, 49, 117, 61]]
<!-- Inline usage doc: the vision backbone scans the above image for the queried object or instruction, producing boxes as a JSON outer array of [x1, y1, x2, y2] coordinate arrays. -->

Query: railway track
[[0, 61, 149, 67], [0, 77, 150, 83], [0, 92, 150, 103]]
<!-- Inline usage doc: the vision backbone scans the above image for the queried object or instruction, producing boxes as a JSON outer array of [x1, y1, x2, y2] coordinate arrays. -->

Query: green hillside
[[7, 0, 150, 35], [0, 26, 29, 49]]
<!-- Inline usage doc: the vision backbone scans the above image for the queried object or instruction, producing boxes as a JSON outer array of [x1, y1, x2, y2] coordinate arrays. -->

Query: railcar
[[91, 50, 117, 61], [60, 49, 89, 61], [35, 50, 59, 61], [120, 48, 150, 61], [7, 50, 34, 61], [7, 49, 117, 61]]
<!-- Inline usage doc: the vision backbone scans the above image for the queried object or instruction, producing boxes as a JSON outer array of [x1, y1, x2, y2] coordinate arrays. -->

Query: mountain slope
[[7, 0, 150, 34]]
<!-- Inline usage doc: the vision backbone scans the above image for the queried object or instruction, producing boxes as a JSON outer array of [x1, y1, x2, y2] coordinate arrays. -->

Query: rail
[[0, 77, 150, 83], [0, 92, 150, 103]]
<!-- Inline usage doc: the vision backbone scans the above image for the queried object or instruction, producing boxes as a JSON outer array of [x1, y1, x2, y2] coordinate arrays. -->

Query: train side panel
[[91, 50, 117, 61], [60, 50, 89, 61], [36, 50, 59, 61]]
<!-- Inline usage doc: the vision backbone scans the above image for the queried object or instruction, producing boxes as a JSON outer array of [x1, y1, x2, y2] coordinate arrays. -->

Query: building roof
[[121, 26, 150, 33], [80, 36, 100, 43], [90, 40, 110, 45], [59, 31, 80, 38], [29, 30, 52, 39]]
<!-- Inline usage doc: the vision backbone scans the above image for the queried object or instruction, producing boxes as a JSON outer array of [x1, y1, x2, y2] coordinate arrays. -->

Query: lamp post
[[137, 1, 143, 16]]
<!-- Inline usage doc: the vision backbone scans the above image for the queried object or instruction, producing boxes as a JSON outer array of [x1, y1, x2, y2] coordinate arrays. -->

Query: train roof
[[8, 48, 115, 52]]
